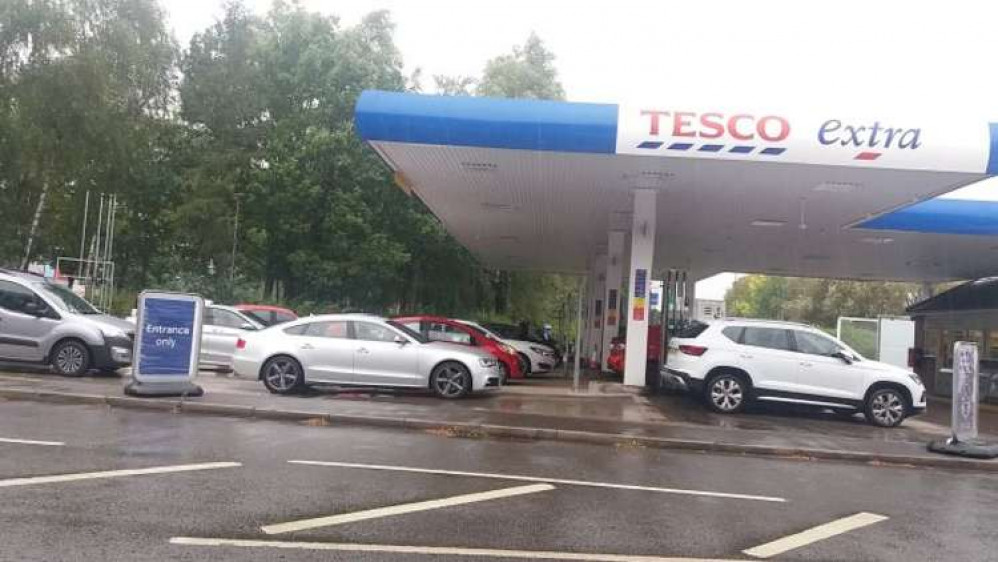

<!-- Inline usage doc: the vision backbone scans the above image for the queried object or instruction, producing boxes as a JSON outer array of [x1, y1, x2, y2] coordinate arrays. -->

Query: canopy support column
[[624, 189, 657, 387], [586, 254, 607, 369], [601, 231, 625, 371], [573, 275, 585, 391]]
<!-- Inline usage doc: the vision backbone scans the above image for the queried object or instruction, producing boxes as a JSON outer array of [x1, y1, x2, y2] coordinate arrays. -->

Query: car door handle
[[800, 361, 813, 367], [300, 343, 314, 350], [357, 347, 370, 354], [740, 354, 753, 359]]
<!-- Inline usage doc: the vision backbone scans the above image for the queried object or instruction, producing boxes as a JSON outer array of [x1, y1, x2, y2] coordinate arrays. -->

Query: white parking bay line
[[742, 512, 889, 559], [0, 462, 242, 488], [261, 483, 554, 535], [171, 537, 749, 561], [0, 437, 65, 447], [288, 460, 785, 503]]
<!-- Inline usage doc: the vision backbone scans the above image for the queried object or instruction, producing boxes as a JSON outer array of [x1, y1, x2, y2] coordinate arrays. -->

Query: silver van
[[0, 269, 134, 376]]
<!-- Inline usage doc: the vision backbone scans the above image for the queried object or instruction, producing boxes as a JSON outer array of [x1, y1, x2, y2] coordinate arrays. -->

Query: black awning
[[908, 278, 998, 314]]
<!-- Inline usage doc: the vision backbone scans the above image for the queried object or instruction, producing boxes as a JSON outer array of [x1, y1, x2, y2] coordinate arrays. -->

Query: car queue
[[0, 268, 559, 399], [0, 267, 926, 424]]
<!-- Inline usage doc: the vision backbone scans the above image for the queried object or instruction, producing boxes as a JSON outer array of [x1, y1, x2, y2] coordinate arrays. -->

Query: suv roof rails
[[722, 317, 812, 328]]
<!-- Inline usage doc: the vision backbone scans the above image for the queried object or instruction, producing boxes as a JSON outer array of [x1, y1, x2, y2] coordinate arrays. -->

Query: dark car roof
[[907, 278, 998, 314]]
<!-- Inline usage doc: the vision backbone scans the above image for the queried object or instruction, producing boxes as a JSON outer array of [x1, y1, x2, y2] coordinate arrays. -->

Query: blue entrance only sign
[[127, 292, 204, 396], [138, 298, 197, 376]]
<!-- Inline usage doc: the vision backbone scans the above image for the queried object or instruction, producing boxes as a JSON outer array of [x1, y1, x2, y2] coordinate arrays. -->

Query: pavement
[[1, 399, 997, 562], [1, 367, 997, 472]]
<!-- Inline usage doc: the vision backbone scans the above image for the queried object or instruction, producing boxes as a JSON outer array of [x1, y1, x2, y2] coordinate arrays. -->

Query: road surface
[[1, 399, 995, 561]]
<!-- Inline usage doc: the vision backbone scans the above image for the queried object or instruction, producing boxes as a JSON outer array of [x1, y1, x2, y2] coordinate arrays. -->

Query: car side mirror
[[240, 323, 257, 331], [394, 335, 409, 345], [23, 301, 49, 317], [832, 351, 853, 364]]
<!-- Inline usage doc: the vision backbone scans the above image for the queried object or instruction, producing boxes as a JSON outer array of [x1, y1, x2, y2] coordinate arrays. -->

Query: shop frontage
[[910, 278, 998, 402]]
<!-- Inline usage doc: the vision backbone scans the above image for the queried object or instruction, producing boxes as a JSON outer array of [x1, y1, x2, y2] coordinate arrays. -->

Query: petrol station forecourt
[[354, 90, 998, 387]]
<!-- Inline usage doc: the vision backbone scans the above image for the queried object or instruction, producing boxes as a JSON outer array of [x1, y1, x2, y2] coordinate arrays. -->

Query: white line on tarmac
[[0, 462, 242, 488], [288, 460, 785, 503], [261, 483, 554, 534], [170, 537, 750, 561], [742, 512, 889, 558], [0, 437, 64, 447]]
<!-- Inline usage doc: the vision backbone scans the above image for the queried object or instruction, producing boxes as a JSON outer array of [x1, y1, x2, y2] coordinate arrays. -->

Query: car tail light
[[236, 338, 246, 350], [679, 344, 707, 356]]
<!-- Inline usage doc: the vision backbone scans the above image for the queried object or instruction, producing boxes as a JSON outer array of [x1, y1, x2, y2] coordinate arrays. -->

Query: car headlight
[[479, 357, 498, 368], [101, 327, 127, 339], [908, 373, 924, 387], [530, 345, 554, 356]]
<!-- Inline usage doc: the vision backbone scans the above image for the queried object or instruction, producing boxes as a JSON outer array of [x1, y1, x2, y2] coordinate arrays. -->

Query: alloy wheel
[[56, 344, 85, 375], [265, 358, 300, 392], [709, 376, 743, 412], [433, 365, 468, 397], [870, 390, 905, 426]]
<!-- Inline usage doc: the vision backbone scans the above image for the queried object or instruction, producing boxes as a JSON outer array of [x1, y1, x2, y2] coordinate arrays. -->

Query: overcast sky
[[160, 0, 996, 298]]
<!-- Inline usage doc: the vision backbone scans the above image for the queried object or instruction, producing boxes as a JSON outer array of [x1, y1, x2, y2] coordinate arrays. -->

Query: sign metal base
[[928, 438, 998, 460], [124, 378, 204, 398], [928, 341, 996, 460]]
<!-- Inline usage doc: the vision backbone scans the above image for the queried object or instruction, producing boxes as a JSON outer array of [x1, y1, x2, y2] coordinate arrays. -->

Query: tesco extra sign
[[640, 110, 791, 142]]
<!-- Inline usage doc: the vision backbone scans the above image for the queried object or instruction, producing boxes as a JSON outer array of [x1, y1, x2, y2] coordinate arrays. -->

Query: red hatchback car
[[394, 315, 523, 383]]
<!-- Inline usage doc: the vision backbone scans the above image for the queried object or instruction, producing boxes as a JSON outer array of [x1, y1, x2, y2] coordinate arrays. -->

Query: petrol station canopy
[[355, 90, 998, 283]]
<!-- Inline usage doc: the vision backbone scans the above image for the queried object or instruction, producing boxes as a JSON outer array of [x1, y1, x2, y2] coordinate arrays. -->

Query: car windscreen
[[273, 311, 296, 324], [483, 322, 518, 339], [243, 310, 273, 326], [387, 320, 429, 343], [34, 282, 100, 314], [465, 322, 501, 341], [465, 324, 499, 340]]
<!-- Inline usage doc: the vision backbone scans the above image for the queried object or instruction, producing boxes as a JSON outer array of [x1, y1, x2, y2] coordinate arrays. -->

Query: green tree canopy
[[0, 2, 576, 336], [0, 0, 177, 267], [726, 275, 923, 330]]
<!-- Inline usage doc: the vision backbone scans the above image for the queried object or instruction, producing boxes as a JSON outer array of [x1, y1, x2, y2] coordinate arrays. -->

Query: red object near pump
[[606, 325, 663, 375]]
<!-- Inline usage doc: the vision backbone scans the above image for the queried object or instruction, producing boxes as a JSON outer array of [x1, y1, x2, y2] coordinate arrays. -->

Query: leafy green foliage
[[0, 0, 177, 271], [0, 3, 572, 330], [725, 275, 923, 330], [477, 32, 564, 100]]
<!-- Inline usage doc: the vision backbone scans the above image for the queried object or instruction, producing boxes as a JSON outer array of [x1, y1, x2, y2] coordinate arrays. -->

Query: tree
[[465, 33, 574, 326], [0, 1, 578, 327], [726, 275, 922, 329], [0, 0, 177, 270], [433, 74, 475, 96], [477, 32, 564, 100]]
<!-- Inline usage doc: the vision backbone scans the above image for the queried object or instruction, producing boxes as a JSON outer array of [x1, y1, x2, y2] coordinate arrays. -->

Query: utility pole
[[79, 191, 90, 265]]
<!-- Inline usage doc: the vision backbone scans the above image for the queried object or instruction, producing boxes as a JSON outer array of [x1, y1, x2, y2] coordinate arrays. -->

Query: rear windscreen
[[674, 320, 709, 339]]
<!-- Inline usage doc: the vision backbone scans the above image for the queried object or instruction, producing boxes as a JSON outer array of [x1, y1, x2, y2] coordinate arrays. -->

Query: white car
[[665, 318, 926, 427], [458, 320, 558, 375], [200, 304, 264, 370], [231, 314, 502, 398]]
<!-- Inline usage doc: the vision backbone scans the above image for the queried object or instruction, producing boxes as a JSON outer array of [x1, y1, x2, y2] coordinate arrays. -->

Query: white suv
[[666, 318, 926, 427]]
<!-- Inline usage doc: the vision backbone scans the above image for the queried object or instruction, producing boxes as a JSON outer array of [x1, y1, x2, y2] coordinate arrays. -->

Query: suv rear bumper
[[666, 367, 702, 394]]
